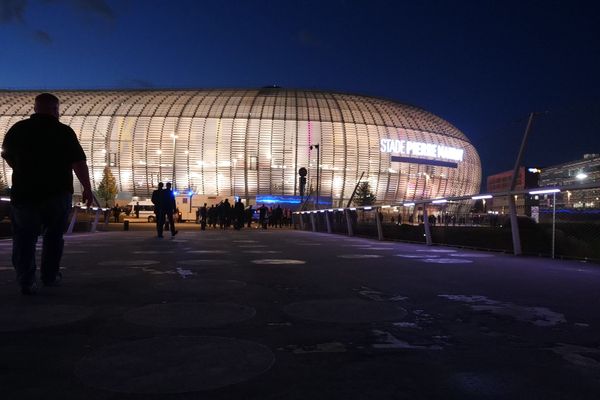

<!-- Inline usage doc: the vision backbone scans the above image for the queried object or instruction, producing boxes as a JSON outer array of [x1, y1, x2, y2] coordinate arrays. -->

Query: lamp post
[[170, 134, 178, 189], [309, 144, 320, 209], [232, 158, 237, 200]]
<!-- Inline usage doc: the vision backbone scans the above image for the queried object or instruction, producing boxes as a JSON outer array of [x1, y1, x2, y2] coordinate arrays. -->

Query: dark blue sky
[[1, 0, 599, 183]]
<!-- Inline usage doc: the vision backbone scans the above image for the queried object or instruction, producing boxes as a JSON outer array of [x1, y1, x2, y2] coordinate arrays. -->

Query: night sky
[[1, 0, 599, 186]]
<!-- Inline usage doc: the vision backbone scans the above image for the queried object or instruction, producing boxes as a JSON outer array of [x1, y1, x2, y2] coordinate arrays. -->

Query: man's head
[[158, 182, 164, 189], [166, 182, 172, 189], [34, 93, 60, 119]]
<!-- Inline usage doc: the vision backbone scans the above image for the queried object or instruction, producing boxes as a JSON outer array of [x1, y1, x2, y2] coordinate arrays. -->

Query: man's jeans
[[11, 194, 72, 287]]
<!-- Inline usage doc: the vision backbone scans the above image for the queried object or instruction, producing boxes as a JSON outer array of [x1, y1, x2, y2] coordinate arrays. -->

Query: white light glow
[[472, 194, 492, 200], [576, 173, 588, 180], [380, 138, 464, 162], [403, 202, 415, 207], [432, 199, 447, 204], [529, 188, 560, 195]]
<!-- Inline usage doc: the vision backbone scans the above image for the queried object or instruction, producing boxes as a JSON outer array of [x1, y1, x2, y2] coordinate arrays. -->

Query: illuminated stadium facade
[[0, 89, 481, 205]]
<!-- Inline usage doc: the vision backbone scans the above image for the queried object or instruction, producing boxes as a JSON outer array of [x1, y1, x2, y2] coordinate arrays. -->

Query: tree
[[0, 171, 8, 195], [96, 166, 118, 206], [354, 181, 376, 206]]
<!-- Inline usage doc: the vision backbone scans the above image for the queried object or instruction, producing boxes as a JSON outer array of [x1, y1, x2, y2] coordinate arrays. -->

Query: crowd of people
[[196, 200, 293, 230]]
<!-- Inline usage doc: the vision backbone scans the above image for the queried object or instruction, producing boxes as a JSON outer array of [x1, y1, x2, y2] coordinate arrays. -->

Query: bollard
[[124, 220, 129, 231]]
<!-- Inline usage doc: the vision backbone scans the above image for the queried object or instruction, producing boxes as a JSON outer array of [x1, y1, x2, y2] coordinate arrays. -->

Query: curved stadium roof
[[0, 88, 481, 203]]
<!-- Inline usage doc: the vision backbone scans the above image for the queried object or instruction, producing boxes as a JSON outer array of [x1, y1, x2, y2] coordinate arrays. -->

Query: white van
[[127, 200, 157, 222]]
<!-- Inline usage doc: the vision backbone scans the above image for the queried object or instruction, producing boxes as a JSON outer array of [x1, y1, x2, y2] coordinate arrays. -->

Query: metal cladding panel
[[0, 89, 481, 204]]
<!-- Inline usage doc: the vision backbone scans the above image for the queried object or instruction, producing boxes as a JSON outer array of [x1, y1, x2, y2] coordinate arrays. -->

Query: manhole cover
[[251, 259, 306, 265], [178, 259, 235, 266], [337, 254, 383, 259], [98, 260, 160, 266], [156, 279, 247, 293], [124, 302, 256, 328], [394, 254, 438, 258], [420, 258, 473, 264], [75, 336, 274, 393], [284, 299, 407, 323], [186, 250, 228, 254]]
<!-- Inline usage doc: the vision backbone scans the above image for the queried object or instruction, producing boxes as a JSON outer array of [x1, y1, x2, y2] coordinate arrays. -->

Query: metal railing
[[293, 183, 600, 263]]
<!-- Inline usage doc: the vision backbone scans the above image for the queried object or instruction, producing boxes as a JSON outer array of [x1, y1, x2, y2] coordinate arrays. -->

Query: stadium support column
[[376, 207, 384, 241], [423, 205, 432, 246], [509, 112, 536, 256], [325, 210, 332, 233]]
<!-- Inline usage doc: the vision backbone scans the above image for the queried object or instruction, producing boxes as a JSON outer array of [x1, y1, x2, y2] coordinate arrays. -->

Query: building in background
[[486, 167, 539, 215], [0, 88, 481, 206], [539, 154, 600, 208]]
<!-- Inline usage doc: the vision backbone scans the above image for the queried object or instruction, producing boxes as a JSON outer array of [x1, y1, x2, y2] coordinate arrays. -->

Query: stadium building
[[0, 88, 481, 206]]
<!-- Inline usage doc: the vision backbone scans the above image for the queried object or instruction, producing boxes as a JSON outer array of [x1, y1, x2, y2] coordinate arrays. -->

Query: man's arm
[[72, 160, 94, 206]]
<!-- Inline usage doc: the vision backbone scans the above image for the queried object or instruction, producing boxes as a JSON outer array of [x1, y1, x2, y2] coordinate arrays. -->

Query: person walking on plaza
[[1, 93, 93, 295], [234, 198, 245, 230], [199, 202, 208, 231], [258, 203, 268, 229], [274, 205, 283, 228], [246, 204, 254, 228], [151, 182, 164, 237], [160, 182, 178, 238], [112, 204, 120, 223]]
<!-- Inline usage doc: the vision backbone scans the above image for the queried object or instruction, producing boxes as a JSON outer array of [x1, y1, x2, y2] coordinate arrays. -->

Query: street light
[[170, 134, 178, 189], [309, 144, 320, 209], [232, 158, 237, 199]]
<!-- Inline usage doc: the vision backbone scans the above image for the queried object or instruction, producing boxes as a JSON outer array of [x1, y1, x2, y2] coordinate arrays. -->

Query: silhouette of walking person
[[2, 93, 93, 295], [151, 182, 164, 238], [160, 182, 178, 238]]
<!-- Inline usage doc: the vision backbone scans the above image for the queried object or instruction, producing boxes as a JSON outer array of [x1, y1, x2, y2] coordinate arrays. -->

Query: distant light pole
[[232, 158, 237, 199], [170, 134, 178, 189], [310, 144, 320, 209]]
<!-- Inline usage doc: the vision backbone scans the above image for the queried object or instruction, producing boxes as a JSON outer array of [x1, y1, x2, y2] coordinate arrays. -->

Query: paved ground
[[1, 225, 600, 399]]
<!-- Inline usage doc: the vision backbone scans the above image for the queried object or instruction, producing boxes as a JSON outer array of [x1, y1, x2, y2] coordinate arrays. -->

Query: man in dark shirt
[[159, 182, 178, 238], [1, 93, 93, 295], [151, 182, 164, 237]]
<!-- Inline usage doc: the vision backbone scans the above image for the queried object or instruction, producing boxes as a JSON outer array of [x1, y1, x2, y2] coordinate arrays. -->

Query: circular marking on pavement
[[243, 250, 282, 254], [70, 268, 140, 279], [98, 260, 160, 266], [420, 258, 473, 264], [156, 279, 247, 293], [178, 259, 235, 266], [337, 254, 383, 259], [416, 249, 456, 253], [0, 305, 93, 332], [449, 253, 495, 258], [284, 299, 407, 323], [394, 254, 439, 258], [133, 250, 174, 254], [75, 336, 275, 393], [251, 259, 306, 265], [124, 302, 256, 328], [186, 250, 228, 254]]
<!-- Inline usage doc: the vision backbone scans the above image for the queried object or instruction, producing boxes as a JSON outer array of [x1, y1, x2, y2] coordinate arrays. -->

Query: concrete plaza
[[1, 226, 599, 399]]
